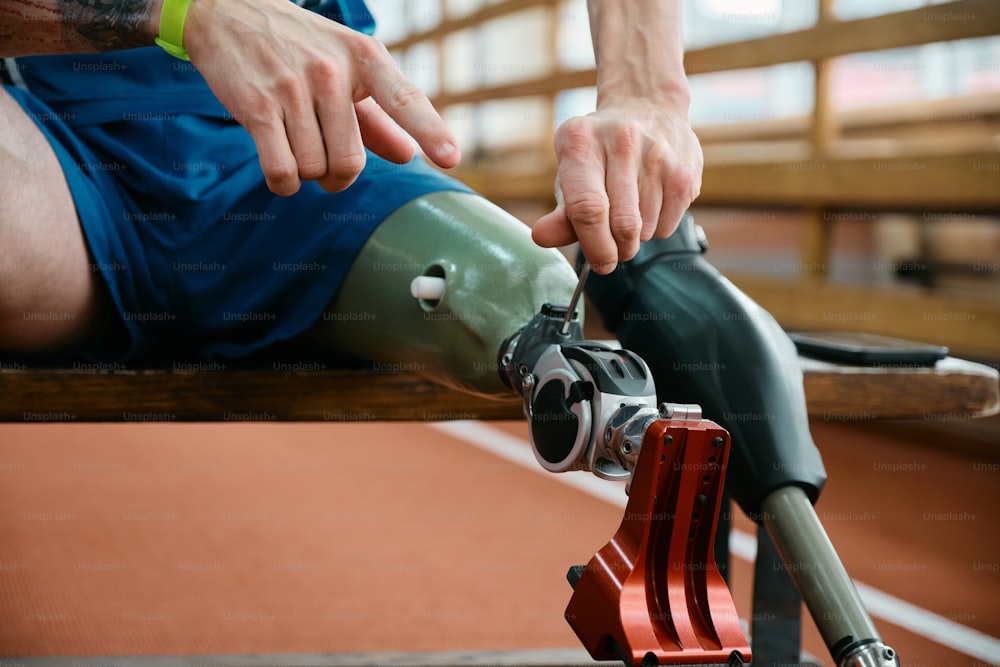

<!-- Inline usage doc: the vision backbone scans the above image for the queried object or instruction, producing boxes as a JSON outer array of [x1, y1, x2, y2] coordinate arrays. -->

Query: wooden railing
[[383, 0, 1000, 357]]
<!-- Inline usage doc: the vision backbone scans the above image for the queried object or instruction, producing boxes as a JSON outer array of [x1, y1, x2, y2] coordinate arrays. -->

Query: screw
[[664, 435, 673, 445], [621, 442, 632, 455], [696, 494, 708, 505], [882, 648, 896, 661], [712, 436, 724, 447]]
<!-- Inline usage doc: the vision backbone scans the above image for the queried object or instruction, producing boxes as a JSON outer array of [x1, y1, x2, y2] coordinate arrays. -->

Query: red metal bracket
[[565, 418, 751, 666]]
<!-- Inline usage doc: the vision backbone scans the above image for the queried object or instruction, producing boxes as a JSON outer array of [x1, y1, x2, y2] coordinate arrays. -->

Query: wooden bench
[[1, 354, 996, 422]]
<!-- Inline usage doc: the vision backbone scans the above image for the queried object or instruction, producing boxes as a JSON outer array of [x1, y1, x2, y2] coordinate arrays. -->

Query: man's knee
[[0, 88, 105, 354]]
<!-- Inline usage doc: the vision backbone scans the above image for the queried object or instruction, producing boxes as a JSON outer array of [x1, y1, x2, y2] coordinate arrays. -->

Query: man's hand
[[184, 0, 460, 196], [531, 0, 700, 275], [531, 101, 702, 274]]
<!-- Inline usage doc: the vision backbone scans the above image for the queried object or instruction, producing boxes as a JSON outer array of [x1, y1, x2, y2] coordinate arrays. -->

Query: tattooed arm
[[0, 0, 460, 196], [0, 0, 160, 54]]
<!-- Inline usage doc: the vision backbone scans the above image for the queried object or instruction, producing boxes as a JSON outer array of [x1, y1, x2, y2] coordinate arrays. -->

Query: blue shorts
[[6, 44, 471, 362]]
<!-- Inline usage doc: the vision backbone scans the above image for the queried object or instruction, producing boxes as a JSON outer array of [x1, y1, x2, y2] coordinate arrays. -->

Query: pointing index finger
[[363, 47, 460, 168]]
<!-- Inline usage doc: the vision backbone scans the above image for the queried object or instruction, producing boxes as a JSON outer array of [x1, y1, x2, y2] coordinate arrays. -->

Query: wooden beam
[[801, 356, 999, 420], [801, 0, 837, 280], [385, 0, 555, 52], [699, 147, 1000, 209], [1, 367, 523, 423], [727, 273, 1000, 359], [809, 49, 837, 152], [811, 0, 836, 141], [800, 208, 831, 279], [446, 146, 1000, 210], [0, 649, 599, 667], [2, 353, 996, 422], [451, 167, 555, 202], [693, 92, 1000, 145], [684, 0, 1000, 74], [432, 68, 595, 109]]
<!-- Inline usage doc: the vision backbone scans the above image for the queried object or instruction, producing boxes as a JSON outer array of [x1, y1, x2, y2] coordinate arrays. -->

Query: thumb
[[532, 206, 577, 248]]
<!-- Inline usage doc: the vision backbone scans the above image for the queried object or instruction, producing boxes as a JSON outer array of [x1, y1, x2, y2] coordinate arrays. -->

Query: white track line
[[429, 420, 1000, 664]]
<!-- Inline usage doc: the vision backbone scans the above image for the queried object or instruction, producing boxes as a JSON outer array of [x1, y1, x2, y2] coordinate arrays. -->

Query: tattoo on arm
[[58, 0, 156, 51]]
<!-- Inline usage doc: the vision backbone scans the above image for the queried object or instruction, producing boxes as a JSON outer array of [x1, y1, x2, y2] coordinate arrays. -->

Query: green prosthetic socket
[[314, 191, 579, 398]]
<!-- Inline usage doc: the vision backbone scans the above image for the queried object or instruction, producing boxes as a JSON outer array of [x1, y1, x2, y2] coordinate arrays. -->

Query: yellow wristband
[[154, 0, 193, 61]]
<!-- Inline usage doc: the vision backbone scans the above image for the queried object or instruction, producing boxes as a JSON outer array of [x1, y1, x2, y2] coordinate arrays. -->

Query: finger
[[604, 146, 642, 262], [555, 121, 617, 274], [315, 70, 367, 192], [637, 176, 663, 242], [655, 166, 697, 238], [531, 206, 577, 248], [355, 97, 416, 164], [245, 111, 302, 197], [358, 40, 460, 168], [531, 176, 576, 247], [281, 80, 330, 183], [655, 198, 687, 239]]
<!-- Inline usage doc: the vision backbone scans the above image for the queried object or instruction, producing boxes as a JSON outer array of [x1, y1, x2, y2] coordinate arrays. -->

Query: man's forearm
[[586, 0, 690, 112], [0, 0, 161, 56]]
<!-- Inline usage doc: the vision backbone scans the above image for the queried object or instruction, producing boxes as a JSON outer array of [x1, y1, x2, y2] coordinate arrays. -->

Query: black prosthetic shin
[[583, 214, 827, 518]]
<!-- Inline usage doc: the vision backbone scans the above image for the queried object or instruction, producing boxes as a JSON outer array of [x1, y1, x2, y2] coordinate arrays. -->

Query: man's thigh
[[0, 87, 111, 353]]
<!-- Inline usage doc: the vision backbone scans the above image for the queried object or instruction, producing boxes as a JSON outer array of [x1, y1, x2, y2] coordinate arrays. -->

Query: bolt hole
[[416, 264, 446, 311]]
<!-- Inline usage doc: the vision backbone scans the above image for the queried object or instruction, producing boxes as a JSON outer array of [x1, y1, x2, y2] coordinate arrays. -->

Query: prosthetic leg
[[313, 193, 897, 666], [310, 191, 753, 664]]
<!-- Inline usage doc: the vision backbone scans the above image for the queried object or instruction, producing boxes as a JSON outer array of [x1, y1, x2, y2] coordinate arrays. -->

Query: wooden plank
[[800, 207, 831, 279], [451, 93, 1000, 148], [385, 0, 555, 52], [728, 273, 1000, 359], [693, 92, 1000, 145], [685, 0, 1000, 74], [431, 68, 595, 109], [445, 146, 1000, 209], [0, 366, 523, 423], [801, 356, 999, 420], [3, 649, 601, 667], [699, 147, 1000, 209], [2, 355, 996, 422], [801, 0, 837, 280]]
